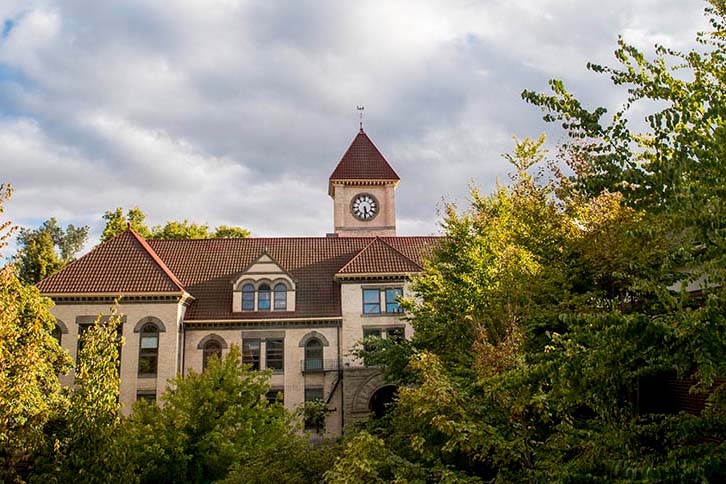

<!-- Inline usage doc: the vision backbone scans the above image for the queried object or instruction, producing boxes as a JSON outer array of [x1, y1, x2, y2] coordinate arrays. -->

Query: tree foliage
[[101, 207, 250, 241], [0, 186, 72, 482], [351, 5, 726, 480], [117, 346, 298, 484], [15, 218, 89, 284], [30, 309, 128, 484]]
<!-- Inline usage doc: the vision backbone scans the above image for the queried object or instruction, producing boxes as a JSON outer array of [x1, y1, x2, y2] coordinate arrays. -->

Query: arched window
[[274, 283, 287, 310], [203, 340, 222, 371], [241, 284, 255, 311], [304, 338, 323, 371], [51, 324, 62, 344], [258, 284, 271, 311], [138, 323, 159, 376]]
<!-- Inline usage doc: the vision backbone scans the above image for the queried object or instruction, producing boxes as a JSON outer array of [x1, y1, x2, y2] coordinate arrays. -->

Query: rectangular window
[[363, 288, 381, 314], [363, 328, 382, 339], [385, 288, 403, 313], [258, 290, 271, 311], [266, 388, 284, 404], [138, 332, 159, 377], [305, 387, 324, 402], [304, 387, 325, 431], [386, 327, 404, 341], [265, 338, 284, 372], [242, 338, 261, 370], [242, 291, 254, 311], [136, 391, 156, 403]]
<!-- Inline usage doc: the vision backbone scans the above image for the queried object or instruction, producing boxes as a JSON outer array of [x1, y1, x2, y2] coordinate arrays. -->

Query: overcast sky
[[0, 0, 711, 256]]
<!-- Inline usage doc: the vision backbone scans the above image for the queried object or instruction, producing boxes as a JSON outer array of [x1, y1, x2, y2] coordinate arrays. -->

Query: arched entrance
[[368, 385, 398, 418]]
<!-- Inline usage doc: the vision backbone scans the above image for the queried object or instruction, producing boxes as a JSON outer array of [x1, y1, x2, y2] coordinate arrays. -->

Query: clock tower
[[329, 128, 399, 237]]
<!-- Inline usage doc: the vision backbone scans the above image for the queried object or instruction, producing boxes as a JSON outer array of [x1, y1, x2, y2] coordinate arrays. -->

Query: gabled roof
[[329, 129, 400, 183], [38, 231, 440, 321], [36, 229, 185, 294], [337, 237, 422, 277]]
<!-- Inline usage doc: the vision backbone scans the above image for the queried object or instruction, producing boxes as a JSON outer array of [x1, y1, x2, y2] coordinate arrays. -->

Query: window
[[363, 287, 404, 314], [274, 283, 287, 310], [363, 288, 381, 314], [386, 327, 405, 341], [258, 284, 271, 310], [243, 338, 261, 370], [305, 387, 324, 402], [266, 388, 284, 403], [304, 338, 324, 371], [51, 324, 62, 344], [266, 338, 284, 372], [241, 284, 255, 311], [385, 288, 403, 313], [203, 340, 222, 371], [138, 323, 159, 376], [363, 328, 382, 339], [136, 391, 156, 403], [304, 387, 325, 431]]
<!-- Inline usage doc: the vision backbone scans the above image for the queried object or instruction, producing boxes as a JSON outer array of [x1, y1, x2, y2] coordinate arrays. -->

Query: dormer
[[232, 251, 296, 313]]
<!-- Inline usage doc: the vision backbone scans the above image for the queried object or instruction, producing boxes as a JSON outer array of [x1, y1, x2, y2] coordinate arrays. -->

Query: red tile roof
[[36, 229, 185, 294], [337, 237, 422, 276], [38, 232, 441, 321], [329, 129, 400, 182]]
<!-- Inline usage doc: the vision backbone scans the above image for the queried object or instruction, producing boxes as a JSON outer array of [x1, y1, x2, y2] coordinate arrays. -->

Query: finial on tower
[[356, 105, 365, 132]]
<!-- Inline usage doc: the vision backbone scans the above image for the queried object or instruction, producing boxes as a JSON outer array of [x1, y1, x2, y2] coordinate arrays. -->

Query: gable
[[36, 229, 185, 295]]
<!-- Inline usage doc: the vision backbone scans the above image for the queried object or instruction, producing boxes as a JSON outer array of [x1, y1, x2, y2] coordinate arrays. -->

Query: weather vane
[[356, 105, 365, 130]]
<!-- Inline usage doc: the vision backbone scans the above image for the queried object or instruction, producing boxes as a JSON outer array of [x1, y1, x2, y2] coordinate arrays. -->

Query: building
[[37, 127, 440, 436]]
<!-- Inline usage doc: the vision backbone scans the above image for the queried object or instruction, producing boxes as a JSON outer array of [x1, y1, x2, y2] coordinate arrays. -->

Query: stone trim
[[54, 318, 69, 334], [298, 331, 330, 347], [196, 333, 228, 350], [241, 330, 285, 340], [133, 316, 167, 333], [75, 315, 127, 325]]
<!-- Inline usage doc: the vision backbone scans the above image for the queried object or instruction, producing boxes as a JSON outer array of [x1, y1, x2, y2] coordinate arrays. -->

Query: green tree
[[30, 309, 128, 484], [118, 346, 297, 484], [212, 225, 251, 239], [358, 130, 725, 482], [0, 185, 73, 482], [101, 207, 250, 241], [15, 218, 89, 284], [150, 220, 211, 239], [101, 207, 151, 241]]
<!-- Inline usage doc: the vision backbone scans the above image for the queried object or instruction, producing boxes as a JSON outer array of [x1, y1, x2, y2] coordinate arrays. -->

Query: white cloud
[[0, 0, 712, 254]]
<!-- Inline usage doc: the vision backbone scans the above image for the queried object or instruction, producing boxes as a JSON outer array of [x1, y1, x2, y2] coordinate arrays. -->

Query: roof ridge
[[127, 229, 186, 292], [147, 235, 443, 244], [337, 236, 422, 275], [336, 237, 379, 274], [328, 130, 400, 195], [374, 236, 423, 271]]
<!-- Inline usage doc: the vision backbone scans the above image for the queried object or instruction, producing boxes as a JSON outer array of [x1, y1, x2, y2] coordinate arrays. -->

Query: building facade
[[38, 128, 439, 437]]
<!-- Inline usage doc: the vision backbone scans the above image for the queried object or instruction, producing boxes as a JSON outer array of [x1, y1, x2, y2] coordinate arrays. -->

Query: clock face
[[351, 193, 378, 221]]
